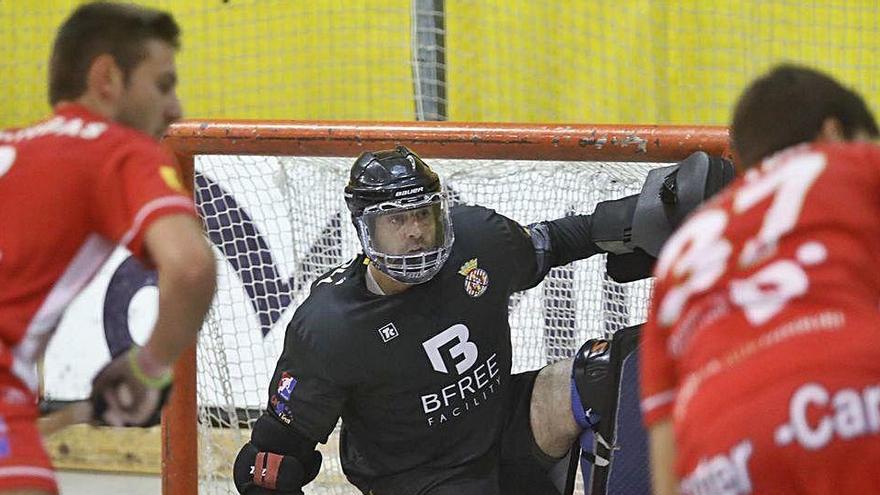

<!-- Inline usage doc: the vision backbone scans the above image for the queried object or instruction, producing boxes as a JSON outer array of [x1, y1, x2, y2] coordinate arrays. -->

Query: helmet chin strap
[[364, 263, 387, 295]]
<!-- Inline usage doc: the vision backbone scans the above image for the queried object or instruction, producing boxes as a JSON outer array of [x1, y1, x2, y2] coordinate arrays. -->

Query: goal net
[[164, 121, 728, 495]]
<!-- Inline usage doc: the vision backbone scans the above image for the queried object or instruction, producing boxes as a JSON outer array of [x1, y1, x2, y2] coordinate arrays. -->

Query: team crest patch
[[459, 258, 489, 298]]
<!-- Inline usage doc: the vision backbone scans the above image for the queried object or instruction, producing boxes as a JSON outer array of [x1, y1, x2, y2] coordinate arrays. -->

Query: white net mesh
[[193, 154, 661, 494]]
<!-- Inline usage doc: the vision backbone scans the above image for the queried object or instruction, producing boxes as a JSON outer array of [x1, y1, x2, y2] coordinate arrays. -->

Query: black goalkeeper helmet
[[344, 146, 454, 285]]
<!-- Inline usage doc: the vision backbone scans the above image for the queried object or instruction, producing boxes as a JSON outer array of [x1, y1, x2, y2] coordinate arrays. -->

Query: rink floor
[[57, 471, 160, 495]]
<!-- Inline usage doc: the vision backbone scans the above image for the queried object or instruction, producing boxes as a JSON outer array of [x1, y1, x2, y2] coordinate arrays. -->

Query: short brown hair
[[731, 64, 878, 169], [49, 1, 180, 105]]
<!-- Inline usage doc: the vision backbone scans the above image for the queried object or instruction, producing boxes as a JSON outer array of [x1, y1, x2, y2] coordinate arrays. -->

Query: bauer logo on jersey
[[458, 258, 489, 298], [378, 322, 399, 343], [276, 372, 297, 401]]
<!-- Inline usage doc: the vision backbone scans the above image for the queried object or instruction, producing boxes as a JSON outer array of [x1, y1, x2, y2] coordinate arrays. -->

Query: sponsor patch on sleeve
[[270, 372, 298, 424]]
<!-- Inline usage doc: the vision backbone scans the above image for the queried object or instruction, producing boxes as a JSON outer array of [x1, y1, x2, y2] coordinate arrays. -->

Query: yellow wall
[[446, 0, 880, 124], [0, 0, 415, 125], [2, 1, 878, 127]]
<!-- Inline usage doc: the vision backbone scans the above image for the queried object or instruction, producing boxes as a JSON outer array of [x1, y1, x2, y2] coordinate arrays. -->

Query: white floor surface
[[57, 470, 160, 495]]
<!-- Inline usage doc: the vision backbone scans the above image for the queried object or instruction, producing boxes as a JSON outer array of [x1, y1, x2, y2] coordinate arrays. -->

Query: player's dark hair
[[731, 64, 879, 169], [49, 1, 180, 105]]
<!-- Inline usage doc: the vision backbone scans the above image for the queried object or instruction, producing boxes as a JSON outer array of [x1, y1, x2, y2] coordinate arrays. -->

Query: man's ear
[[816, 117, 845, 143], [86, 53, 124, 102]]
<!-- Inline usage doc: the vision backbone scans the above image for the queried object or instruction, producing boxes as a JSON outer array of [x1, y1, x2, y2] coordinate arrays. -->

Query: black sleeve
[[251, 413, 318, 459], [466, 206, 602, 292], [493, 214, 543, 293], [538, 214, 602, 266], [524, 214, 602, 285], [267, 322, 348, 444]]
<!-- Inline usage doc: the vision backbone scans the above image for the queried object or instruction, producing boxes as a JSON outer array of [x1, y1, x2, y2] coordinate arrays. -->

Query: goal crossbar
[[164, 120, 729, 161], [160, 120, 730, 495]]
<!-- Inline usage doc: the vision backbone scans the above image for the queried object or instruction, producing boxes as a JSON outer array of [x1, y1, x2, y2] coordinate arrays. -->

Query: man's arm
[[91, 213, 216, 426], [140, 213, 216, 366], [649, 419, 678, 495], [231, 314, 348, 494], [528, 152, 734, 284]]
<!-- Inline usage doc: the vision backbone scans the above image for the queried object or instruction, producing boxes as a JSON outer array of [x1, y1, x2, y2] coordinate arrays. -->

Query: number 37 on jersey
[[654, 149, 827, 329]]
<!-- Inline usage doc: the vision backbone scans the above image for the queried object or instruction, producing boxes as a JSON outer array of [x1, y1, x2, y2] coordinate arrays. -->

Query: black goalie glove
[[233, 443, 322, 495], [591, 151, 735, 282], [233, 415, 323, 494]]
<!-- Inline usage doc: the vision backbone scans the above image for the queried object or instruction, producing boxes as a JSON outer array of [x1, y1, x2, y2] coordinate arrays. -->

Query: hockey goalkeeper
[[234, 146, 732, 494]]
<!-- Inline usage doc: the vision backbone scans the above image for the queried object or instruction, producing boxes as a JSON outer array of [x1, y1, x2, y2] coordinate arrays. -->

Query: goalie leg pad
[[571, 339, 613, 467]]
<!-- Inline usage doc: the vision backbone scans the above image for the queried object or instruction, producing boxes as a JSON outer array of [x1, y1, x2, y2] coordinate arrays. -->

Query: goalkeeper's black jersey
[[266, 204, 543, 489]]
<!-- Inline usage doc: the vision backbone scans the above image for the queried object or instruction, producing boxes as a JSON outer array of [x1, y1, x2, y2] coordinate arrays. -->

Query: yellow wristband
[[128, 347, 173, 389]]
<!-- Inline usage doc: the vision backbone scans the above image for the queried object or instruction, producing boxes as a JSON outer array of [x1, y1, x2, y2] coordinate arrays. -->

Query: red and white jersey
[[0, 104, 196, 391], [640, 142, 880, 430]]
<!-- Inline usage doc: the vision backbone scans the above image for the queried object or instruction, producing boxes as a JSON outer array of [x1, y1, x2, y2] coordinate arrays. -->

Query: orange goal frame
[[160, 120, 731, 494]]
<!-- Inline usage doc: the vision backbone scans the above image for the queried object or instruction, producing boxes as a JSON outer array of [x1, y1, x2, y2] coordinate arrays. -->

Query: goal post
[[161, 121, 729, 495]]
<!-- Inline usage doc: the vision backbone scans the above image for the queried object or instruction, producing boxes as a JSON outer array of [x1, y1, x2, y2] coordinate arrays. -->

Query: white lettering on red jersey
[[679, 439, 754, 495], [0, 104, 196, 390], [773, 382, 880, 450], [640, 142, 880, 427]]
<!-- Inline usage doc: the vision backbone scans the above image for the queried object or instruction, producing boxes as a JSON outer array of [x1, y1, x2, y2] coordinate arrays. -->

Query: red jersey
[[640, 142, 880, 491], [0, 104, 196, 392], [641, 141, 880, 427], [641, 139, 880, 446]]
